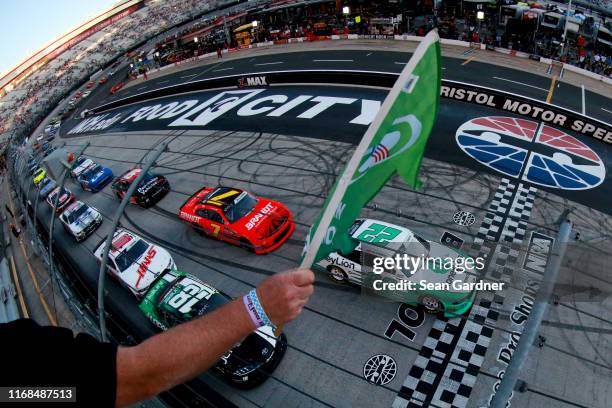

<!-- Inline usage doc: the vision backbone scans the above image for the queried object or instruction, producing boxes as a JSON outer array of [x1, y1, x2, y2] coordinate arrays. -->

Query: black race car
[[139, 270, 287, 388], [111, 168, 170, 208]]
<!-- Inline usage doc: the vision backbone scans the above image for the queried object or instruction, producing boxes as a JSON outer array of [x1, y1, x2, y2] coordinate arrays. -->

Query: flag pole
[[299, 29, 440, 269], [275, 30, 439, 338]]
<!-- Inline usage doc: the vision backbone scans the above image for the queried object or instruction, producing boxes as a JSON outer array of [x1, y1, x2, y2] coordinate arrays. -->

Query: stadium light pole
[[97, 141, 168, 342], [490, 217, 573, 408], [561, 0, 573, 58]]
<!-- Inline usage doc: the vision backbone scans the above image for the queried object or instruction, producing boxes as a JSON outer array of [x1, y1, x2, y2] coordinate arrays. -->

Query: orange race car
[[178, 186, 294, 254]]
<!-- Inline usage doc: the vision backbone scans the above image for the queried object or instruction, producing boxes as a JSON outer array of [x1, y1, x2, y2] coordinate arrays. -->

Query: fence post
[[490, 217, 573, 407], [98, 141, 168, 341]]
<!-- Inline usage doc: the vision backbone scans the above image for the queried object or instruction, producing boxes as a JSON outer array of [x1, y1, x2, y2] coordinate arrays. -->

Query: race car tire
[[328, 266, 348, 283], [239, 238, 255, 253], [419, 295, 443, 314]]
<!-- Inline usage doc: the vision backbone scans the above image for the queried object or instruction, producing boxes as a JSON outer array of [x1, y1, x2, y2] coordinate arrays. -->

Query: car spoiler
[[178, 185, 211, 213], [93, 229, 122, 254]]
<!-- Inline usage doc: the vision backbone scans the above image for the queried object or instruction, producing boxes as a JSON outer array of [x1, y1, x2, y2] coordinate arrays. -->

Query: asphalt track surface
[[24, 47, 612, 408], [78, 49, 612, 124]]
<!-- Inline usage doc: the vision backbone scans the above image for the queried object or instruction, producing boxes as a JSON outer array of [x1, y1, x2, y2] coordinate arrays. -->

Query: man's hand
[[257, 268, 315, 326], [116, 268, 314, 407]]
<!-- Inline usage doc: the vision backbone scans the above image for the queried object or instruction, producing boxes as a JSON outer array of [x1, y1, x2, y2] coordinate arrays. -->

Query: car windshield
[[66, 204, 89, 224], [223, 192, 257, 223], [114, 239, 149, 272], [83, 165, 102, 179]]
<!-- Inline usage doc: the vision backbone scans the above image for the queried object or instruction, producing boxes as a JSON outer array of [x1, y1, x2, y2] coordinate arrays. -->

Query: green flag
[[301, 30, 442, 267]]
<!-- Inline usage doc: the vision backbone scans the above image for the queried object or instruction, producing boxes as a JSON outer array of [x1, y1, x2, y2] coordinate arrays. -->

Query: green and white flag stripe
[[300, 30, 442, 267]]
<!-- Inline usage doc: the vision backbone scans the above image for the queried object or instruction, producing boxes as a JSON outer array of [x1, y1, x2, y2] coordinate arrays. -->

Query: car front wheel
[[328, 266, 348, 283]]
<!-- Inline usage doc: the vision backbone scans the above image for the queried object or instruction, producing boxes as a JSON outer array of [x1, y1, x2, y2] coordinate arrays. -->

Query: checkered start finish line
[[393, 178, 537, 408]]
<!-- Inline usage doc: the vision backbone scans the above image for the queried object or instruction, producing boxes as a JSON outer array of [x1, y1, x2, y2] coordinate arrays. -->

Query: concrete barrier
[[440, 38, 472, 48], [562, 63, 612, 85]]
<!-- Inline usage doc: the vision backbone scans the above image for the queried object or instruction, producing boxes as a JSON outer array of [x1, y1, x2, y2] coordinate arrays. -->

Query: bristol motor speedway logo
[[456, 116, 606, 190]]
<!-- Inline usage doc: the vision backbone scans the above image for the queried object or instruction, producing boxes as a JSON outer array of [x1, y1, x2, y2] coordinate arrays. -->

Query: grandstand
[[0, 0, 244, 139]]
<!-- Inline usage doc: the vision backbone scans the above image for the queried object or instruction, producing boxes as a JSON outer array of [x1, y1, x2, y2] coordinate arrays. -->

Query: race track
[[23, 46, 612, 408]]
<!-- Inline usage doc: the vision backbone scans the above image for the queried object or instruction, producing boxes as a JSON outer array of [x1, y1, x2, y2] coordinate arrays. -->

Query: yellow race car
[[33, 168, 46, 185]]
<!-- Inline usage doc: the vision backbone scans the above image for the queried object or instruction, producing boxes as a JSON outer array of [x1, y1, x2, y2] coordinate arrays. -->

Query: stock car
[[178, 186, 294, 254], [33, 168, 46, 185], [77, 163, 113, 192], [316, 219, 478, 317], [139, 269, 287, 387], [111, 168, 170, 208], [94, 229, 176, 297], [109, 82, 125, 94], [38, 178, 57, 198], [46, 186, 75, 214], [59, 201, 103, 242], [71, 156, 95, 178], [99, 76, 108, 84]]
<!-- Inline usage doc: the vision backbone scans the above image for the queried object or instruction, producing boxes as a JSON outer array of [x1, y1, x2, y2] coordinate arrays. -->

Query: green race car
[[317, 219, 479, 316], [139, 270, 287, 388]]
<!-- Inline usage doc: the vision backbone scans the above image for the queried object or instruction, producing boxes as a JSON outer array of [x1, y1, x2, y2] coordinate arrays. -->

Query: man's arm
[[115, 268, 314, 407]]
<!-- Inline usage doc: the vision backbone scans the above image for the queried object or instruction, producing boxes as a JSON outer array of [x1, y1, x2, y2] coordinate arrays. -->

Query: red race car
[[179, 186, 294, 254], [86, 81, 94, 89], [109, 82, 125, 94], [99, 76, 108, 84]]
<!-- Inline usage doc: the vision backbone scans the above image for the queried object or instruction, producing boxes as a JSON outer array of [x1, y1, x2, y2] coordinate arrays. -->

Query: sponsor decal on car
[[135, 247, 157, 288], [179, 211, 199, 223], [245, 202, 275, 230]]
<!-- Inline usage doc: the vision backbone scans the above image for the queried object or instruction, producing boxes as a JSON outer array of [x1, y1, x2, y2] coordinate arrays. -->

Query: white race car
[[71, 156, 95, 178], [94, 229, 176, 297], [59, 201, 103, 242]]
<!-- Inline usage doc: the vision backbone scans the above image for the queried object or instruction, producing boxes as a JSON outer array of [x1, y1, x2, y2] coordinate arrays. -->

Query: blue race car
[[77, 164, 113, 192], [39, 178, 57, 198]]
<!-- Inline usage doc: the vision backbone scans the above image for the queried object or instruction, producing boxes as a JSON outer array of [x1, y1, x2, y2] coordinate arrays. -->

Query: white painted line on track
[[492, 76, 548, 92], [157, 80, 169, 84], [581, 85, 586, 115], [136, 86, 147, 91], [255, 61, 284, 66], [602, 108, 612, 114], [313, 59, 353, 62], [180, 74, 197, 78], [366, 52, 372, 56], [213, 67, 234, 72]]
